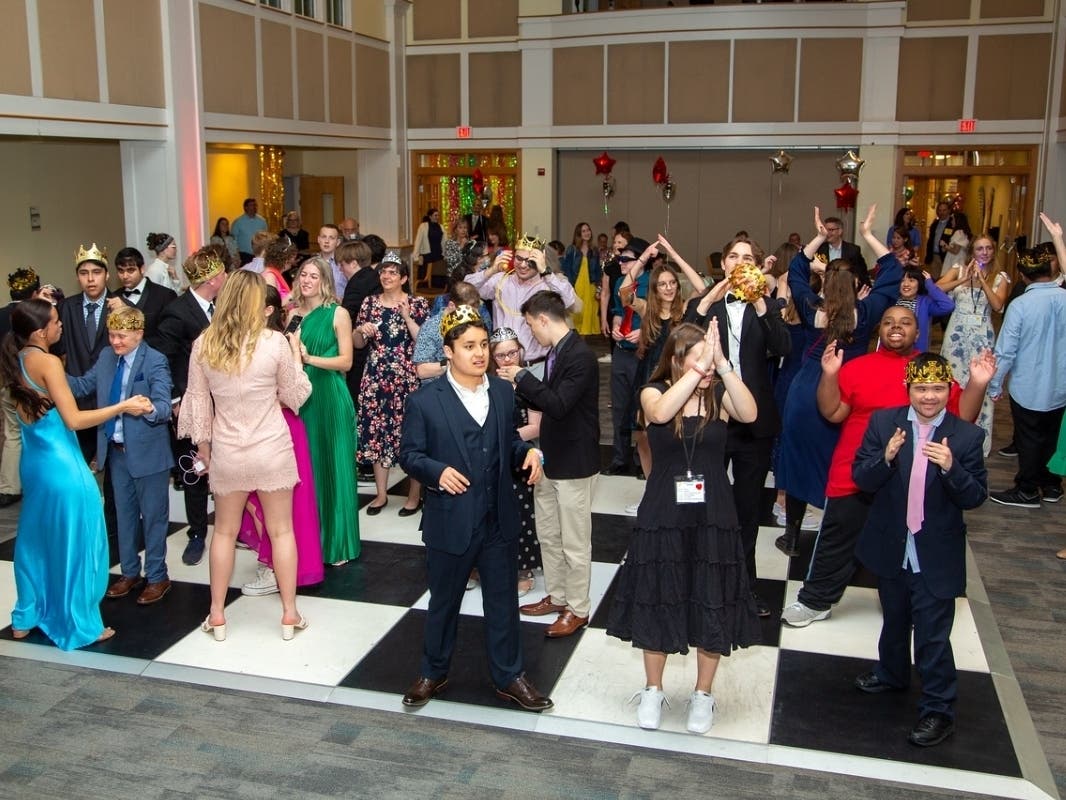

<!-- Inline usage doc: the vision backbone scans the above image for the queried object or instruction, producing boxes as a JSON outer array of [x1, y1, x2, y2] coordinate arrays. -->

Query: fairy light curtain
[[257, 145, 286, 230], [415, 152, 519, 240]]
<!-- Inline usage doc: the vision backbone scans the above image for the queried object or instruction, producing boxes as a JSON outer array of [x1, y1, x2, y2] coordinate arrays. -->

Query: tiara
[[489, 327, 519, 344], [76, 243, 108, 267], [728, 262, 768, 303], [905, 358, 954, 385], [514, 233, 546, 252], [8, 267, 39, 292], [381, 249, 403, 266], [106, 310, 145, 331], [183, 253, 225, 286], [440, 305, 484, 338]]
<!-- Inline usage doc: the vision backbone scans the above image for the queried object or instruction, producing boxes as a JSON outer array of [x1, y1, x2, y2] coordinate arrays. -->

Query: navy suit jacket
[[853, 406, 987, 599], [400, 375, 531, 556], [67, 344, 174, 477]]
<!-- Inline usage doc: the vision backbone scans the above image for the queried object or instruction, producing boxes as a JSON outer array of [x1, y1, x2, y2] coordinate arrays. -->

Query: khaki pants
[[533, 474, 595, 618], [0, 387, 21, 495]]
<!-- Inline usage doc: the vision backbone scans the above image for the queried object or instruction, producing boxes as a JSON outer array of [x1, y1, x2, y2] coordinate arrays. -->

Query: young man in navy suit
[[851, 352, 987, 747], [68, 306, 175, 605], [399, 305, 552, 712]]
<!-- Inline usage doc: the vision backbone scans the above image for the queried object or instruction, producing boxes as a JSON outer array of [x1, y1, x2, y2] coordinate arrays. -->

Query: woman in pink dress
[[178, 269, 312, 641], [261, 239, 294, 306], [237, 285, 324, 595]]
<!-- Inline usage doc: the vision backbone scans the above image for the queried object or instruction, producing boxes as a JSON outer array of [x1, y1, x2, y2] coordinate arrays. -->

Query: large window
[[259, 0, 281, 8], [326, 0, 345, 26], [294, 0, 314, 18]]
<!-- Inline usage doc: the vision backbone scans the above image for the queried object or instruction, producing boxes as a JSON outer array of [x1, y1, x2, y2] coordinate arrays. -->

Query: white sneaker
[[624, 502, 640, 516], [772, 501, 786, 526], [597, 353, 612, 364], [686, 690, 715, 733], [780, 600, 831, 627], [800, 508, 823, 531], [630, 687, 668, 730], [241, 565, 278, 596]]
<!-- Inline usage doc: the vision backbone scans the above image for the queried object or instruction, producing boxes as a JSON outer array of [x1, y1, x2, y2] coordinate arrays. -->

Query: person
[[289, 257, 361, 563], [606, 322, 761, 733], [354, 251, 427, 515], [242, 230, 274, 275], [210, 217, 240, 269], [600, 230, 632, 341], [441, 218, 471, 276], [895, 267, 954, 354], [315, 224, 345, 298], [851, 353, 987, 747], [2, 299, 153, 649], [398, 306, 551, 712], [499, 290, 599, 639], [179, 271, 311, 641], [111, 247, 178, 348], [561, 222, 602, 336], [339, 217, 361, 241], [155, 247, 228, 567], [887, 207, 921, 253], [231, 198, 268, 265], [412, 208, 445, 291], [987, 228, 1066, 508], [937, 234, 1010, 456], [278, 211, 310, 252], [780, 305, 993, 628], [338, 238, 381, 419], [817, 215, 869, 286], [238, 286, 324, 596], [259, 239, 295, 304], [924, 201, 968, 278], [145, 232, 184, 293], [489, 327, 542, 596], [414, 281, 484, 385], [888, 226, 920, 269], [67, 304, 174, 605]]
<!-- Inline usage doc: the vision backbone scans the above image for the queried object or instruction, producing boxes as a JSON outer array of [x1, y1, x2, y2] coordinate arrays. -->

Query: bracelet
[[716, 363, 734, 376]]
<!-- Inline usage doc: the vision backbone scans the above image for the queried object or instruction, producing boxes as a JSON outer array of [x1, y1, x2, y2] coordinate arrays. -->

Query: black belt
[[110, 440, 125, 452], [522, 356, 547, 367]]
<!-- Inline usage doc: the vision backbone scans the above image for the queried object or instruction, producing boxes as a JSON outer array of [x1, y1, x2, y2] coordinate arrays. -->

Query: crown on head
[[76, 243, 108, 268], [489, 326, 519, 345], [381, 250, 403, 266], [514, 233, 546, 252], [183, 252, 226, 286], [905, 358, 954, 385], [728, 262, 768, 303], [440, 305, 484, 338], [814, 253, 828, 264], [8, 267, 39, 293], [1018, 248, 1052, 270], [106, 308, 145, 331]]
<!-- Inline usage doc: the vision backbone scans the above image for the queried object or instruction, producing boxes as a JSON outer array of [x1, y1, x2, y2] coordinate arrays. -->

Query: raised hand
[[820, 339, 844, 375], [762, 254, 777, 275], [814, 207, 827, 238], [968, 348, 997, 386], [857, 284, 871, 301], [885, 427, 906, 463], [1039, 212, 1063, 239], [656, 234, 676, 255], [924, 437, 953, 472], [859, 204, 878, 237]]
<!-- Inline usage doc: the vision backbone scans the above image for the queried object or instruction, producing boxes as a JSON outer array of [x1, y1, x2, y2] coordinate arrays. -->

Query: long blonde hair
[[199, 271, 266, 374], [294, 257, 337, 310]]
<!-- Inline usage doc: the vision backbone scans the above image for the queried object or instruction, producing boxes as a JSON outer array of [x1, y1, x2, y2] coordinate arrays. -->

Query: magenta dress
[[236, 408, 324, 586]]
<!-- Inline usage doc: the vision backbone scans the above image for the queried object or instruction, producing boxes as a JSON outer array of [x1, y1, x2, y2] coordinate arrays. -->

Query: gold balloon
[[728, 262, 767, 303], [769, 150, 793, 174], [836, 149, 865, 179], [662, 180, 676, 204]]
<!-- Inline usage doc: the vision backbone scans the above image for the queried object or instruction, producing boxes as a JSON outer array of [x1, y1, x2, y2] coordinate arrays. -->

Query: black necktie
[[85, 301, 99, 339], [207, 302, 215, 319]]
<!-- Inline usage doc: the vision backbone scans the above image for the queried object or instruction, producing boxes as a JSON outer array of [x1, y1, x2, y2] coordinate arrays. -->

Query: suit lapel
[[435, 380, 473, 474]]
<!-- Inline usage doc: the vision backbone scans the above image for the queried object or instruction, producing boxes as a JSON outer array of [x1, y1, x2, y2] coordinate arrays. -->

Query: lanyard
[[679, 393, 703, 479]]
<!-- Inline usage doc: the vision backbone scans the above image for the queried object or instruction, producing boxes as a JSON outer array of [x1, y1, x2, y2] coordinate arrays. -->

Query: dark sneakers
[[989, 488, 1041, 509]]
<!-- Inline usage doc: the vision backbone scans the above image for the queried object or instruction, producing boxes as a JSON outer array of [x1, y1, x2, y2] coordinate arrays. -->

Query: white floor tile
[[592, 474, 644, 515], [0, 560, 15, 624], [754, 524, 791, 582]]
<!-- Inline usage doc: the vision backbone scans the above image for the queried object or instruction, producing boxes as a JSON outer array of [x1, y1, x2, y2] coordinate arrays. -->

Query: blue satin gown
[[10, 354, 109, 650]]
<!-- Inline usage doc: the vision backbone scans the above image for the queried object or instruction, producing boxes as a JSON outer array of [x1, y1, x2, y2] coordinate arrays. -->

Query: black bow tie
[[124, 289, 141, 298], [726, 294, 743, 304]]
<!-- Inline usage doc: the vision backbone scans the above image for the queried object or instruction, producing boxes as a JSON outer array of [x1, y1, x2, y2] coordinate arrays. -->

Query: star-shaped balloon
[[836, 149, 865, 179], [652, 157, 669, 185], [593, 151, 616, 176], [769, 150, 793, 174], [834, 181, 859, 211]]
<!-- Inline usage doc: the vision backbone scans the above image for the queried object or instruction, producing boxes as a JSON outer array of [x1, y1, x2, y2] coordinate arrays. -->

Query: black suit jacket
[[400, 375, 531, 556], [817, 240, 870, 286], [122, 280, 177, 349], [853, 407, 987, 599], [684, 295, 791, 439], [515, 331, 599, 480], [155, 290, 210, 398]]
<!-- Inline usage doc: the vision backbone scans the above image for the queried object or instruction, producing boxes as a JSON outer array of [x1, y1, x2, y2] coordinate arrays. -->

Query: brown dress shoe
[[519, 597, 567, 617], [136, 579, 172, 605], [402, 676, 449, 707], [106, 575, 145, 599], [545, 610, 589, 638], [496, 674, 553, 712]]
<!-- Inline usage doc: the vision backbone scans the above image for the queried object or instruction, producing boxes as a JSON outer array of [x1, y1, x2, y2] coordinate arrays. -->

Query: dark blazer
[[400, 375, 531, 556], [155, 290, 211, 398], [122, 280, 177, 349], [853, 406, 987, 599], [55, 292, 113, 375], [515, 331, 599, 480], [817, 240, 870, 286], [67, 344, 174, 476], [684, 295, 791, 439], [341, 266, 381, 325], [924, 212, 969, 264]]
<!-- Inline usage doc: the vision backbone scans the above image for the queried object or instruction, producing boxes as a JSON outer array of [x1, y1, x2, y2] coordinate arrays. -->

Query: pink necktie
[[906, 422, 933, 534]]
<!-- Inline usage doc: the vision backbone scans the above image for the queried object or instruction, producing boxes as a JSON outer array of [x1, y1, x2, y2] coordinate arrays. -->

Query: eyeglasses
[[825, 227, 842, 234], [513, 256, 535, 267], [656, 281, 678, 289], [493, 348, 521, 362]]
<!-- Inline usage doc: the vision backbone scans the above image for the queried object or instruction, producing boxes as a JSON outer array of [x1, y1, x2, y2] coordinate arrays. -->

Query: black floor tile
[[0, 537, 13, 561], [300, 540, 428, 606], [752, 577, 785, 648], [785, 535, 879, 591], [771, 649, 1021, 777], [588, 572, 620, 630], [591, 512, 634, 564]]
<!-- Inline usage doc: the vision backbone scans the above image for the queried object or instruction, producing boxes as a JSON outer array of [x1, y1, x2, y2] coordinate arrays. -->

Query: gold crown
[[814, 253, 828, 264], [728, 262, 768, 303], [183, 252, 226, 286], [440, 305, 484, 338], [514, 233, 546, 252], [905, 358, 954, 385], [8, 267, 39, 293], [76, 243, 108, 267], [1018, 249, 1052, 269], [106, 308, 145, 331]]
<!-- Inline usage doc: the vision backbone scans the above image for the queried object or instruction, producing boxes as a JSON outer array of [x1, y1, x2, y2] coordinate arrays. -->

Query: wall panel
[[667, 41, 729, 124], [412, 0, 461, 41], [328, 37, 353, 125], [553, 47, 603, 126], [468, 0, 518, 38], [355, 44, 390, 128], [200, 3, 257, 115], [733, 39, 796, 123], [607, 43, 665, 125], [296, 29, 326, 122], [39, 0, 99, 101], [798, 38, 862, 122], [0, 0, 32, 96], [261, 20, 294, 119], [980, 0, 1045, 18], [906, 0, 970, 22], [974, 34, 1051, 120], [406, 53, 460, 128], [469, 52, 522, 127], [896, 37, 967, 121]]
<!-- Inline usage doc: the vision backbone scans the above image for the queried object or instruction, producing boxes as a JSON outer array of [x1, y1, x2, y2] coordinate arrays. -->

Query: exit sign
[[958, 118, 977, 133], [456, 126, 472, 139]]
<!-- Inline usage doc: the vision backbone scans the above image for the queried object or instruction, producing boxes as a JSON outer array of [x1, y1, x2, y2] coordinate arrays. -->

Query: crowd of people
[[1, 197, 1064, 747]]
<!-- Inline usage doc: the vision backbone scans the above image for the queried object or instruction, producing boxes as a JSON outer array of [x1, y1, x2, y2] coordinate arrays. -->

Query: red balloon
[[472, 168, 484, 195], [835, 181, 859, 211], [593, 151, 616, 176], [652, 157, 668, 185]]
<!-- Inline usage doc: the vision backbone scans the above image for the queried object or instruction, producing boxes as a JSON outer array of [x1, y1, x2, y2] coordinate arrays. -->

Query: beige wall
[[0, 0, 32, 96], [1, 139, 125, 294]]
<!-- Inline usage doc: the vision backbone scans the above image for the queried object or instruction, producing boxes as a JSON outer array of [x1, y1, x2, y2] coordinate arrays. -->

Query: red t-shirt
[[826, 348, 962, 497]]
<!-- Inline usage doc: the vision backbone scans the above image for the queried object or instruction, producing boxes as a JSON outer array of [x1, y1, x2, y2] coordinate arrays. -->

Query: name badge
[[674, 473, 705, 504]]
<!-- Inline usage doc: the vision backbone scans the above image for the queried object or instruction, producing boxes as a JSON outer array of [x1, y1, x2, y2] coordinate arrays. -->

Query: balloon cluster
[[834, 149, 865, 211], [652, 157, 676, 205], [471, 169, 492, 209], [593, 151, 616, 216]]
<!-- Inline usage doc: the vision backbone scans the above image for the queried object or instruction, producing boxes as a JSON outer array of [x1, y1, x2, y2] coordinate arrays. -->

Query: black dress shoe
[[366, 500, 388, 516], [600, 462, 629, 476], [402, 676, 448, 707], [854, 671, 905, 694], [908, 712, 955, 747], [397, 501, 423, 518], [0, 493, 23, 508], [752, 592, 771, 619], [496, 674, 553, 712]]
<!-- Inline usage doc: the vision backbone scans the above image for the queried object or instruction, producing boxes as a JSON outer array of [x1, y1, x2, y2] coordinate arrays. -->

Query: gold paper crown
[[183, 252, 226, 286], [814, 253, 828, 264], [8, 267, 39, 293], [440, 305, 484, 338], [1018, 249, 1052, 269], [76, 243, 108, 267], [728, 262, 768, 303], [905, 358, 954, 385], [514, 233, 546, 252], [106, 307, 145, 331]]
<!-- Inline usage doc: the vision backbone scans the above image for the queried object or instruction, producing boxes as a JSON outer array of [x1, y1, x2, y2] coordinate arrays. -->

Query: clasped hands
[[885, 428, 953, 472]]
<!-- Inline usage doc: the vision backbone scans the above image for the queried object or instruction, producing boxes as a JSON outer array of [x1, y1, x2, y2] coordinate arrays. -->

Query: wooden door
[[298, 176, 345, 246]]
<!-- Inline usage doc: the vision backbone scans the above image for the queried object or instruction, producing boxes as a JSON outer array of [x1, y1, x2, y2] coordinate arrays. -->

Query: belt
[[522, 356, 547, 367], [110, 440, 125, 452]]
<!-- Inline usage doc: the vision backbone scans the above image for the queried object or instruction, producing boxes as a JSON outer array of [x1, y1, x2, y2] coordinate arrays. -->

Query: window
[[259, 0, 281, 8], [294, 0, 314, 17], [326, 0, 345, 26]]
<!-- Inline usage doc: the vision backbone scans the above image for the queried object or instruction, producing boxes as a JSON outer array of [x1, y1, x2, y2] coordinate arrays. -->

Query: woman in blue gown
[[1, 299, 153, 650]]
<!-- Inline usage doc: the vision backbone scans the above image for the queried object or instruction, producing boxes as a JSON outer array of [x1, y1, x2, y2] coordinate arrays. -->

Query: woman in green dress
[[289, 257, 360, 565]]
